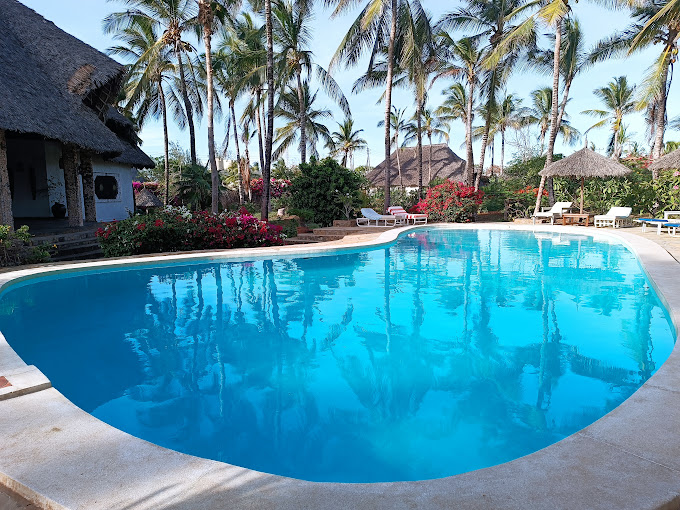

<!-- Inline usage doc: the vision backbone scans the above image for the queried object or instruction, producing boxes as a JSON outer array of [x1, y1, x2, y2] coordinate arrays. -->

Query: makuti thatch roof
[[0, 0, 125, 155], [135, 188, 163, 209], [648, 148, 680, 171], [367, 144, 466, 187], [105, 107, 156, 169], [539, 148, 631, 178]]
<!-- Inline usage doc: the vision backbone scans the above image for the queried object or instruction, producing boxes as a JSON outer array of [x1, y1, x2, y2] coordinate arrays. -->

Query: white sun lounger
[[531, 202, 573, 225], [594, 207, 633, 228], [387, 206, 428, 225], [357, 208, 401, 227]]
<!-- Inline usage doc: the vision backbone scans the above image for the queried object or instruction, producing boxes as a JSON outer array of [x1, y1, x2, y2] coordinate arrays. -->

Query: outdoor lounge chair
[[594, 207, 633, 228], [357, 208, 401, 227], [387, 206, 428, 225], [531, 202, 573, 225]]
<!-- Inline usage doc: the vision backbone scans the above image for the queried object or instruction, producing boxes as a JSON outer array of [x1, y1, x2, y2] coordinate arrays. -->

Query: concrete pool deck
[[1, 223, 680, 510]]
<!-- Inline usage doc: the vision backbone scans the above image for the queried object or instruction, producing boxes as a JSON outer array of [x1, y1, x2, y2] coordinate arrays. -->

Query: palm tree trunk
[[535, 16, 563, 215], [395, 133, 403, 188], [501, 129, 506, 176], [465, 79, 476, 187], [477, 109, 492, 191], [201, 8, 220, 214], [244, 134, 252, 201], [62, 144, 83, 227], [159, 82, 170, 206], [262, 0, 274, 220], [231, 101, 244, 204], [427, 133, 433, 184], [0, 130, 13, 227], [417, 96, 424, 199], [296, 68, 307, 164], [383, 0, 398, 211], [651, 51, 670, 177], [175, 46, 197, 166], [256, 89, 265, 172]]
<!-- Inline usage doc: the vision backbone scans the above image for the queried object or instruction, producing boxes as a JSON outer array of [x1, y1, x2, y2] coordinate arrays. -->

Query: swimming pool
[[0, 228, 675, 483]]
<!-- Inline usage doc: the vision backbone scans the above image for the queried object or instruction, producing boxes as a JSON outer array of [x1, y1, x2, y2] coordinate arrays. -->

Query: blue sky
[[22, 0, 680, 168]]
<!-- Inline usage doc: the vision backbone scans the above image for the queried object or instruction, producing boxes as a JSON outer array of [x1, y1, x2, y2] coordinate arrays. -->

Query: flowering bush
[[132, 181, 160, 194], [96, 206, 284, 257], [0, 225, 51, 266], [251, 178, 291, 199], [413, 180, 484, 223]]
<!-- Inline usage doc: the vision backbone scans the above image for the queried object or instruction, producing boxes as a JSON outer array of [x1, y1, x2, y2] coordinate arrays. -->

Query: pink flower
[[674, 171, 680, 177], [674, 185, 679, 190]]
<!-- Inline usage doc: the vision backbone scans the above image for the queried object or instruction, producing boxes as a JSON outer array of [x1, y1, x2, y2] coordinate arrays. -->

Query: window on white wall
[[95, 175, 119, 200]]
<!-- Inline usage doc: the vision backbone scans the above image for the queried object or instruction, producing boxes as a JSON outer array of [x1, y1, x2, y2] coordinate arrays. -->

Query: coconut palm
[[589, 0, 680, 167], [109, 20, 176, 205], [494, 92, 527, 174], [434, 35, 484, 187], [327, 119, 367, 168], [581, 76, 636, 160], [104, 0, 201, 166], [378, 106, 410, 188], [273, 0, 350, 165], [440, 0, 533, 183], [327, 0, 412, 209], [404, 109, 451, 184], [436, 83, 469, 126], [273, 83, 333, 160], [524, 87, 580, 152]]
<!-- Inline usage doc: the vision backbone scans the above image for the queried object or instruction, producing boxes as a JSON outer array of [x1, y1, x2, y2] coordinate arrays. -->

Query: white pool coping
[[1, 223, 680, 510]]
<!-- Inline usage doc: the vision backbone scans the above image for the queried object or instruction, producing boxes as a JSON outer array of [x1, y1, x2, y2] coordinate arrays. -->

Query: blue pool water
[[0, 229, 675, 482]]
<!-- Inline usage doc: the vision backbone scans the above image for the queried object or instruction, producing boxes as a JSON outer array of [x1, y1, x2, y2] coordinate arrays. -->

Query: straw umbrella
[[539, 148, 631, 213], [135, 188, 163, 214], [648, 148, 680, 171]]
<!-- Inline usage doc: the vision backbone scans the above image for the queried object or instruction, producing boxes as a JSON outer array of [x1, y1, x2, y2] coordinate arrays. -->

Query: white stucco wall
[[91, 159, 135, 222], [45, 141, 67, 211]]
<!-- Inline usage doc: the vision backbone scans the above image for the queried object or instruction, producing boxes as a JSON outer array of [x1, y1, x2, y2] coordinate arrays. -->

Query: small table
[[562, 213, 594, 227]]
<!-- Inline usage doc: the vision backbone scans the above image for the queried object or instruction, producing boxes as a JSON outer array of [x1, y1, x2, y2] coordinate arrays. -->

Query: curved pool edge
[[1, 223, 680, 510]]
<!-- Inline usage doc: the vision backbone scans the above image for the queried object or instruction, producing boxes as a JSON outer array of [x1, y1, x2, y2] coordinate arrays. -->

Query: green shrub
[[269, 218, 300, 238], [0, 225, 50, 267], [289, 158, 364, 226], [96, 206, 284, 257]]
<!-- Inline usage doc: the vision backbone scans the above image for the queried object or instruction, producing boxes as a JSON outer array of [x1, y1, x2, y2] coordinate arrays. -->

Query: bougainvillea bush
[[251, 178, 292, 199], [96, 206, 284, 257], [412, 180, 484, 223]]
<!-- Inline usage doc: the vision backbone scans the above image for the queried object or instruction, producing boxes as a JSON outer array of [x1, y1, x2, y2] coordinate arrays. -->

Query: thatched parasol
[[539, 148, 631, 213], [135, 188, 162, 211], [648, 148, 680, 171]]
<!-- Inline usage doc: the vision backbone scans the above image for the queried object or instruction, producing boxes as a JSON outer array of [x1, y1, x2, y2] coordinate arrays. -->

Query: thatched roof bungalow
[[0, 0, 155, 227], [367, 144, 466, 189]]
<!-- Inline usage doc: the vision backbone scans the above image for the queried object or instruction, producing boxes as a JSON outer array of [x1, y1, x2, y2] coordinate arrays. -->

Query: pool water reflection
[[0, 229, 675, 482]]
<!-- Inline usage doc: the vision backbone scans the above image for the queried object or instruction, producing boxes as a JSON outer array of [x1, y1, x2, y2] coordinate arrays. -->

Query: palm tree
[[494, 92, 527, 174], [404, 109, 450, 184], [581, 76, 636, 160], [434, 35, 484, 187], [327, 0, 407, 209], [273, 83, 333, 160], [104, 0, 201, 166], [524, 87, 579, 152], [589, 0, 680, 168], [378, 106, 410, 188], [440, 0, 532, 185], [327, 119, 368, 168], [274, 0, 350, 164], [109, 20, 175, 205]]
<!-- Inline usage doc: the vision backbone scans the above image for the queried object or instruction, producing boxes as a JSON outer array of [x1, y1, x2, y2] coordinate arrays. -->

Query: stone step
[[284, 237, 320, 245], [32, 230, 99, 245]]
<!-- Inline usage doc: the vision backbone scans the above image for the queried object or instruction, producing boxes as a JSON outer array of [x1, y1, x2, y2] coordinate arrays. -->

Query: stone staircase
[[32, 228, 103, 262], [285, 226, 395, 245]]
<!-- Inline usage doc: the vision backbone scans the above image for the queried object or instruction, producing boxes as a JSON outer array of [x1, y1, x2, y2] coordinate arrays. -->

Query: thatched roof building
[[0, 0, 155, 228], [367, 144, 466, 187], [135, 188, 163, 209], [648, 149, 680, 171]]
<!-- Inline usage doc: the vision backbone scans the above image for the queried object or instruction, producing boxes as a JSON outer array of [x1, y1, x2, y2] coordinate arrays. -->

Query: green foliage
[[0, 225, 50, 267], [269, 218, 300, 238], [363, 187, 421, 214], [288, 158, 364, 226], [504, 154, 564, 186]]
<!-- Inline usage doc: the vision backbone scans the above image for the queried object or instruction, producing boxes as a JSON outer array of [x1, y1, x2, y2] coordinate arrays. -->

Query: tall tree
[[378, 106, 410, 187], [104, 0, 201, 165], [327, 0, 408, 210], [327, 118, 368, 168], [404, 109, 450, 184], [582, 76, 636, 159], [524, 87, 579, 153], [589, 0, 680, 171], [494, 92, 527, 173]]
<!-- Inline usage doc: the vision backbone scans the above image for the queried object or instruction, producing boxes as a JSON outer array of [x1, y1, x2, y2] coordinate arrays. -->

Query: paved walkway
[[0, 485, 38, 510]]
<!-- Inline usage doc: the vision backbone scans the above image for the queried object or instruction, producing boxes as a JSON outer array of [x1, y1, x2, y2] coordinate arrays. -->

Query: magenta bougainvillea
[[411, 180, 484, 223], [250, 178, 291, 199], [96, 206, 284, 257]]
